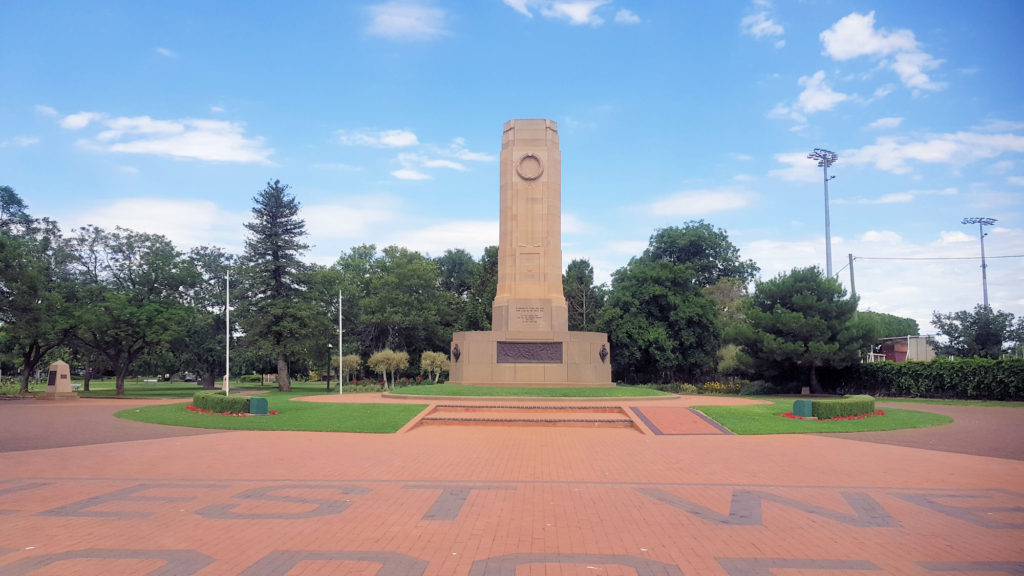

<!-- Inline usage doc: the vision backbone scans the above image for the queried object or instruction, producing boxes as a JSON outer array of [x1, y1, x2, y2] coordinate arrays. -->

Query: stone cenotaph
[[449, 119, 612, 387]]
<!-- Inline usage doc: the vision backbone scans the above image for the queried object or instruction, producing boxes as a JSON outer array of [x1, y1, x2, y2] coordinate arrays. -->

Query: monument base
[[449, 330, 613, 387]]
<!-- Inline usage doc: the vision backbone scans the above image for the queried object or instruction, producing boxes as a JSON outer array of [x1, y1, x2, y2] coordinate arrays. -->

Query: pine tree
[[238, 180, 311, 391]]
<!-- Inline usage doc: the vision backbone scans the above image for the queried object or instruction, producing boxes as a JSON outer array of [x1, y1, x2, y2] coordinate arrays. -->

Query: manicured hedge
[[811, 395, 875, 419], [193, 391, 250, 414], [856, 358, 1024, 400]]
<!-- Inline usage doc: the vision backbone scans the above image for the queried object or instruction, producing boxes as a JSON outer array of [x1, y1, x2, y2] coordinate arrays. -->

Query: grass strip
[[696, 397, 952, 435], [389, 384, 670, 397], [116, 394, 426, 433]]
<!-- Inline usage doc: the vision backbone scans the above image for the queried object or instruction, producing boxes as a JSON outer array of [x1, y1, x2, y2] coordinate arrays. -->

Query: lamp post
[[326, 343, 332, 391], [807, 148, 838, 278], [962, 217, 997, 307]]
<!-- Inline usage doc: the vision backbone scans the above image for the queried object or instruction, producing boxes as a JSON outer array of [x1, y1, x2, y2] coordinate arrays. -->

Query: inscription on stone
[[497, 342, 563, 364], [514, 305, 545, 326]]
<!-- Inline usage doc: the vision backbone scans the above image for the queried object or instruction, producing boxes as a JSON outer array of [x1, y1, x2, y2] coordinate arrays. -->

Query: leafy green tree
[[597, 258, 719, 383], [0, 185, 31, 230], [420, 350, 449, 382], [236, 179, 311, 391], [67, 226, 195, 396], [436, 248, 481, 331], [860, 310, 919, 338], [0, 214, 74, 393], [643, 221, 759, 287], [175, 246, 234, 389], [563, 258, 605, 331], [736, 266, 873, 393], [464, 246, 499, 331], [340, 353, 362, 382], [930, 305, 1021, 359]]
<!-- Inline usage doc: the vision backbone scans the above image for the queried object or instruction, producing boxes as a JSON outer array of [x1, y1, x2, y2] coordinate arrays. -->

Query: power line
[[852, 254, 1024, 261]]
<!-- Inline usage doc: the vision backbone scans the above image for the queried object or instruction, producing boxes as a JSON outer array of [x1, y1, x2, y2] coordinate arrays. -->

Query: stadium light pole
[[962, 217, 997, 307], [807, 148, 838, 278]]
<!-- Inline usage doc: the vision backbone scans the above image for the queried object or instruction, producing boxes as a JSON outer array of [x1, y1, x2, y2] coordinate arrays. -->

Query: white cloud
[[338, 129, 419, 148], [35, 105, 58, 117], [861, 230, 902, 243], [118, 165, 140, 174], [614, 9, 640, 24], [1009, 176, 1024, 186], [389, 220, 498, 257], [443, 137, 496, 162], [820, 11, 945, 92], [607, 240, 648, 255], [796, 70, 848, 114], [939, 230, 971, 244], [392, 168, 431, 180], [64, 198, 245, 252], [0, 136, 40, 148], [210, 106, 225, 113], [562, 213, 588, 234], [868, 117, 903, 130], [867, 193, 913, 204], [768, 152, 820, 182], [420, 158, 466, 171], [503, 0, 533, 17], [973, 119, 1024, 132], [649, 189, 753, 216], [156, 47, 176, 57], [366, 1, 447, 41], [540, 1, 610, 26], [844, 132, 1024, 174], [61, 111, 103, 130], [312, 162, 362, 171], [741, 11, 783, 39], [67, 113, 273, 164], [302, 197, 396, 242]]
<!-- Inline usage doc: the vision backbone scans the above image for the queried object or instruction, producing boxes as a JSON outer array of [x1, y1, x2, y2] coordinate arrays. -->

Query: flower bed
[[186, 404, 278, 417], [780, 409, 886, 421]]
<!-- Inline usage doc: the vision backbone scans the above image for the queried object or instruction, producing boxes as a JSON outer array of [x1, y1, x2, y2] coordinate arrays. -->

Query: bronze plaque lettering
[[497, 342, 563, 364]]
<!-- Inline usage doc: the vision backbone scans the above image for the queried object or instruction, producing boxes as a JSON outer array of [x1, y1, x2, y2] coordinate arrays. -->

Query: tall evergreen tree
[[563, 258, 604, 331], [238, 179, 310, 391]]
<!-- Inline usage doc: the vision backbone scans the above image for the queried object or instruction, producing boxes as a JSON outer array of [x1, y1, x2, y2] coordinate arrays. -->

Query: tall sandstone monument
[[449, 119, 613, 387]]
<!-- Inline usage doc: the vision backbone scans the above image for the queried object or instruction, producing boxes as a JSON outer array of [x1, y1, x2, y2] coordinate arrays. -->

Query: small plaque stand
[[38, 360, 78, 400]]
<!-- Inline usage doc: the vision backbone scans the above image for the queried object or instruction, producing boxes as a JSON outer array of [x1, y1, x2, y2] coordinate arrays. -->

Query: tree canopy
[[931, 305, 1022, 359]]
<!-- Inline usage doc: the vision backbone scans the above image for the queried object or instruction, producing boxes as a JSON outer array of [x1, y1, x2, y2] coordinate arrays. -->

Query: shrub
[[811, 395, 875, 419], [699, 380, 742, 395], [679, 383, 699, 395], [193, 391, 250, 414], [739, 380, 774, 395], [240, 374, 262, 383], [855, 358, 1024, 400]]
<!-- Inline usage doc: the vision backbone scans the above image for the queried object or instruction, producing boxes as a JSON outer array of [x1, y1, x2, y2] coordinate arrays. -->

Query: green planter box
[[793, 399, 812, 418], [248, 397, 269, 415]]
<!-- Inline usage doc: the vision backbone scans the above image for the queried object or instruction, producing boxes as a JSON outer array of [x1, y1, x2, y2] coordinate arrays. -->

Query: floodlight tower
[[807, 148, 838, 278], [962, 217, 997, 307]]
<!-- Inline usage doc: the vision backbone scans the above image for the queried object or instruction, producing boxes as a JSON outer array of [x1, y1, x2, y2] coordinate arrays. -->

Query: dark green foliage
[[643, 221, 759, 286], [930, 305, 1022, 359], [736, 266, 874, 393], [856, 358, 1024, 400], [811, 395, 875, 419], [192, 391, 250, 413], [237, 179, 311, 391], [0, 185, 31, 230], [860, 310, 920, 338], [464, 246, 498, 331], [240, 374, 262, 382], [563, 258, 605, 331]]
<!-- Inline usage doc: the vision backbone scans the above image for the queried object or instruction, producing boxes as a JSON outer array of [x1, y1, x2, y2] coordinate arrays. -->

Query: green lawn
[[875, 397, 1024, 408], [696, 397, 953, 435], [389, 383, 671, 397], [77, 379, 340, 398], [116, 392, 427, 433]]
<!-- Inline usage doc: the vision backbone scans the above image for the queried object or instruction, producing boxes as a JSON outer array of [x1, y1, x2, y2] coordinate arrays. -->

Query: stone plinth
[[450, 330, 611, 387], [38, 360, 78, 400]]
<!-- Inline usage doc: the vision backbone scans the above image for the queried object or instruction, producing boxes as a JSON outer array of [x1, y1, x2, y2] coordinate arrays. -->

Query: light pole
[[326, 343, 332, 391], [807, 148, 838, 278], [962, 217, 997, 307]]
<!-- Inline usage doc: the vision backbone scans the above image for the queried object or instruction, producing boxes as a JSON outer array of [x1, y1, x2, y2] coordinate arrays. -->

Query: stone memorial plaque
[[497, 342, 563, 364]]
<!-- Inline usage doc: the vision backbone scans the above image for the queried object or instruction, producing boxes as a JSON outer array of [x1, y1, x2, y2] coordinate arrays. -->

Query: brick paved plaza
[[0, 395, 1022, 575]]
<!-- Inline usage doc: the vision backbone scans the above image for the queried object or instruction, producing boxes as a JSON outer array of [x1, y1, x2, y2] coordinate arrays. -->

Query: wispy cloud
[[35, 105, 58, 117], [156, 47, 176, 58], [338, 129, 419, 148], [820, 11, 945, 93], [504, 1, 636, 27], [61, 113, 273, 164], [649, 189, 753, 216], [768, 152, 820, 182], [366, 1, 447, 41], [392, 168, 431, 180], [844, 132, 1024, 174], [0, 136, 40, 148], [868, 117, 903, 130]]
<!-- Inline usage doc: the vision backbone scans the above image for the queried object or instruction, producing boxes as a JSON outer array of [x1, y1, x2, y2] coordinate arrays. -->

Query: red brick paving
[[0, 394, 1022, 575]]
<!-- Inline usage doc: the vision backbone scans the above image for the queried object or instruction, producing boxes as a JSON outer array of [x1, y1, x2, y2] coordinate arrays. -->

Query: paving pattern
[[0, 395, 1021, 575]]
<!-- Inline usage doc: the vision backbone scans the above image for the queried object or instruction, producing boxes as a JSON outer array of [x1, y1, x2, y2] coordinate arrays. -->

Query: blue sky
[[2, 0, 1022, 334]]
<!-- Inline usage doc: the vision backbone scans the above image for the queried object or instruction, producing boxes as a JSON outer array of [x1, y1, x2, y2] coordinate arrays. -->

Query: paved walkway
[[0, 395, 1021, 575]]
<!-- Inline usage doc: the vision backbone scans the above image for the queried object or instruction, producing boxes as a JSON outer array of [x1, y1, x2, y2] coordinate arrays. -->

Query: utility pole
[[962, 217, 997, 307], [848, 253, 856, 299], [808, 148, 838, 278]]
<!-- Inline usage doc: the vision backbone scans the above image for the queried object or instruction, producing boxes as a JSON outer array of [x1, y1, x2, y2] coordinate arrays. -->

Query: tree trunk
[[115, 371, 127, 396], [809, 365, 823, 394], [201, 373, 215, 390], [20, 365, 32, 394], [276, 354, 291, 391], [83, 368, 91, 392]]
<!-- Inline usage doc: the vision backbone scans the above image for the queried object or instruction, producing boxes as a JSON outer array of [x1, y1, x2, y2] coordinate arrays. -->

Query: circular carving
[[516, 154, 544, 181]]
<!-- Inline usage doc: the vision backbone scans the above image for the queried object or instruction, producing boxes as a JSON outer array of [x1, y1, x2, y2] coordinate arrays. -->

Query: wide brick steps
[[417, 404, 636, 429]]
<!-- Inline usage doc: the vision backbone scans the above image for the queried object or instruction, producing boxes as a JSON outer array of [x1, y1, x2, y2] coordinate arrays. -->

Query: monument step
[[417, 404, 637, 429]]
